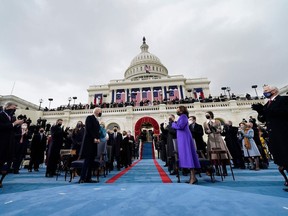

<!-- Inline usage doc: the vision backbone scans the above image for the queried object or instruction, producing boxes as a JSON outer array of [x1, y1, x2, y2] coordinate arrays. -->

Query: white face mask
[[188, 120, 193, 125], [21, 125, 27, 129]]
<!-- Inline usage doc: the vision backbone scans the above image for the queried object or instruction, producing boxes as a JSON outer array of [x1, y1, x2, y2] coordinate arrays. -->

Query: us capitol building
[[2, 38, 285, 138]]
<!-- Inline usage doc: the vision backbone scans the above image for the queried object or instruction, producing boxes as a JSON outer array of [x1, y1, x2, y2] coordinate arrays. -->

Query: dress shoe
[[78, 179, 85, 184], [34, 169, 39, 172], [28, 169, 32, 172], [170, 171, 177, 175]]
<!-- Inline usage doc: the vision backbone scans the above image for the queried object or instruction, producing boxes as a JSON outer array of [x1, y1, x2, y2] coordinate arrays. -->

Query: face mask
[[21, 125, 27, 129], [57, 123, 62, 127], [5, 109, 16, 116], [188, 120, 193, 125], [176, 112, 181, 116], [113, 129, 117, 132], [98, 113, 102, 117], [40, 130, 44, 133], [206, 115, 210, 119], [263, 92, 272, 98], [169, 118, 173, 122]]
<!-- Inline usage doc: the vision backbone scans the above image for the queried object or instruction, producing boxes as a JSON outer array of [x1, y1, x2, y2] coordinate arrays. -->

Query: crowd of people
[[155, 85, 288, 189], [43, 93, 264, 112], [0, 85, 287, 192], [0, 106, 140, 187]]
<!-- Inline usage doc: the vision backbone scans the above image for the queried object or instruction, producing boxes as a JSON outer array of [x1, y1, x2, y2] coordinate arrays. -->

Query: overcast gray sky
[[1, 0, 287, 108]]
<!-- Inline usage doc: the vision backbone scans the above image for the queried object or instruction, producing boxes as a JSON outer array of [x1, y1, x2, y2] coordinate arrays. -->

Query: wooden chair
[[208, 148, 235, 181]]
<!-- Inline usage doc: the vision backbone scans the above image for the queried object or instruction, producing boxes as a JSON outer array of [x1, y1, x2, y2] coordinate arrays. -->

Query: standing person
[[127, 130, 135, 161], [28, 127, 47, 172], [0, 102, 24, 188], [12, 122, 31, 174], [238, 122, 261, 170], [109, 126, 123, 171], [249, 117, 269, 169], [121, 131, 132, 168], [252, 85, 288, 189], [46, 119, 64, 177], [79, 108, 101, 183], [203, 111, 231, 176], [172, 106, 201, 184], [164, 114, 177, 175], [188, 116, 207, 156], [221, 121, 245, 169], [71, 121, 85, 159]]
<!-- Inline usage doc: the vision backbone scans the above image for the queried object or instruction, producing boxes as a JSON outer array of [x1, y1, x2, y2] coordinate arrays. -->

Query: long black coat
[[189, 123, 206, 152], [257, 95, 288, 167], [30, 133, 47, 164], [80, 115, 100, 159], [108, 132, 123, 158], [0, 111, 15, 166]]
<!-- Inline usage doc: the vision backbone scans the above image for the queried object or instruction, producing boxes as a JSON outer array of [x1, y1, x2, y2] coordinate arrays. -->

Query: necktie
[[114, 133, 117, 139], [268, 99, 272, 107]]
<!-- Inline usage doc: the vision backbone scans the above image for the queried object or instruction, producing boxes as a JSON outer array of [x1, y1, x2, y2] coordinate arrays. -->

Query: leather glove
[[251, 103, 264, 112]]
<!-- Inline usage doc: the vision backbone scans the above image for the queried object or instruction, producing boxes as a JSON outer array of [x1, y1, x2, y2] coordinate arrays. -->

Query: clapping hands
[[251, 103, 264, 112]]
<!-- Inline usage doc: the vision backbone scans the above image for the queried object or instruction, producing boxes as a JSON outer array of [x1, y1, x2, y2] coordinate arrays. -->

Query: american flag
[[169, 89, 179, 100], [145, 65, 151, 74], [116, 92, 126, 103], [94, 94, 102, 105], [193, 88, 204, 99]]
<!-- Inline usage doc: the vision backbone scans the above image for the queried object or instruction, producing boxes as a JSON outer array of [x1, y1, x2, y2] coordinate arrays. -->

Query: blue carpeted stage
[[1, 142, 288, 216]]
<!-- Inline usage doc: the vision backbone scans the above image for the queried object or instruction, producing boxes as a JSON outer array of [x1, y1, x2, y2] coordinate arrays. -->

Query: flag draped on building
[[145, 65, 151, 74], [193, 88, 204, 99], [116, 92, 126, 103], [94, 94, 103, 105]]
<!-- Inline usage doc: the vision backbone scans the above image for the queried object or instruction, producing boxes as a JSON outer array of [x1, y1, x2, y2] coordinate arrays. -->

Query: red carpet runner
[[106, 142, 172, 183]]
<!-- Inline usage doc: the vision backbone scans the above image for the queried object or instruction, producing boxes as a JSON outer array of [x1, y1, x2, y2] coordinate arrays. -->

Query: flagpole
[[10, 81, 16, 95]]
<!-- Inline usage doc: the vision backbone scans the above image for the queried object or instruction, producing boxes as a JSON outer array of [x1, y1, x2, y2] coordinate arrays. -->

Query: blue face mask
[[263, 92, 272, 98]]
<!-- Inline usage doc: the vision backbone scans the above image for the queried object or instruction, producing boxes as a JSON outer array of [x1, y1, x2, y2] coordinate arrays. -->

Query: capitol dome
[[124, 37, 168, 80]]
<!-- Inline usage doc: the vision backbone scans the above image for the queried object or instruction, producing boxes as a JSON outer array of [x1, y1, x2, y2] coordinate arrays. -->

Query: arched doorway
[[134, 116, 160, 140]]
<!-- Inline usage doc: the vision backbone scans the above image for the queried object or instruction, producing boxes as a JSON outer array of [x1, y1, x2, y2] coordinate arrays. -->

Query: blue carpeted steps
[[141, 142, 154, 159], [1, 141, 288, 215]]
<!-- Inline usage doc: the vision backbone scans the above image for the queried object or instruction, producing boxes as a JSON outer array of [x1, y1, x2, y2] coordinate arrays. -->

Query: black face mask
[[40, 130, 44, 133], [169, 118, 173, 122], [98, 113, 102, 117], [206, 115, 210, 119], [176, 112, 181, 116], [57, 123, 62, 127], [5, 109, 16, 116], [113, 129, 117, 132]]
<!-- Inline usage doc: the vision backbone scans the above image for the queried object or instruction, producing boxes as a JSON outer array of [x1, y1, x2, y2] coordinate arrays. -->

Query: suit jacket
[[30, 133, 47, 160], [0, 111, 15, 165], [109, 132, 123, 157], [189, 122, 206, 151], [257, 95, 288, 166], [80, 115, 100, 159]]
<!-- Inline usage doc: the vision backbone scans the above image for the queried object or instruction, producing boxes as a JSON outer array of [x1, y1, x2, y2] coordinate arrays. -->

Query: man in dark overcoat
[[46, 119, 64, 177], [252, 85, 288, 190], [79, 108, 101, 183], [0, 102, 23, 187]]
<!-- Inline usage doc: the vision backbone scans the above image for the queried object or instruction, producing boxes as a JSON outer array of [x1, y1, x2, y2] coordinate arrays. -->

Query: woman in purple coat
[[172, 106, 201, 184]]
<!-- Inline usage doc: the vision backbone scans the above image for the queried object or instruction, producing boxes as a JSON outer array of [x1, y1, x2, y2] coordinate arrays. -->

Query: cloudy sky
[[1, 0, 287, 108]]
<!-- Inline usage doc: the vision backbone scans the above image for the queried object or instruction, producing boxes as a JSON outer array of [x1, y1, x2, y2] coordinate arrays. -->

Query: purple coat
[[172, 114, 200, 169]]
